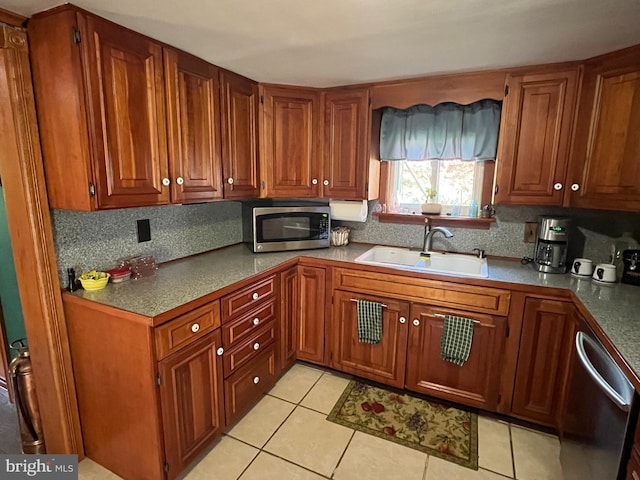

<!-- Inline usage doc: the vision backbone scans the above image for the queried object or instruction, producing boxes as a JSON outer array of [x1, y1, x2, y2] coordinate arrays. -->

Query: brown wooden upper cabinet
[[220, 70, 261, 199], [324, 87, 379, 200], [494, 66, 580, 206], [165, 49, 223, 204], [259, 85, 322, 197], [260, 85, 379, 199], [29, 6, 224, 210], [566, 45, 640, 212]]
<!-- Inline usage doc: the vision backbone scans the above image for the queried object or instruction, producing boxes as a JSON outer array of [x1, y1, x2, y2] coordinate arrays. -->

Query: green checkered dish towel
[[440, 315, 475, 366], [357, 300, 383, 344]]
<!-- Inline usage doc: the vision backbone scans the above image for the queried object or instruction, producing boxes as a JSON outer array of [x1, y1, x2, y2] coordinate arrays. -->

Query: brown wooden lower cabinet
[[511, 298, 576, 426], [330, 290, 410, 388], [296, 265, 326, 364], [280, 266, 299, 371], [223, 343, 279, 425], [406, 304, 507, 411], [159, 330, 224, 480], [627, 447, 640, 480]]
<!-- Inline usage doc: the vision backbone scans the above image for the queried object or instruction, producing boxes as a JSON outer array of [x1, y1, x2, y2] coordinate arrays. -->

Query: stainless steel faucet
[[423, 226, 454, 252]]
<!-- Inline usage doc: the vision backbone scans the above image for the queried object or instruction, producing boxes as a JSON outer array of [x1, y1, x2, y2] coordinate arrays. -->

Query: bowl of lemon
[[79, 270, 110, 291]]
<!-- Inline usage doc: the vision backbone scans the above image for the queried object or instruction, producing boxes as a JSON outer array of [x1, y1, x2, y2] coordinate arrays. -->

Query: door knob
[[553, 183, 563, 191], [399, 317, 407, 324], [253, 342, 260, 350], [253, 318, 260, 326], [571, 183, 580, 191], [252, 293, 259, 300], [191, 323, 200, 333], [216, 347, 224, 356], [312, 178, 318, 185], [176, 177, 184, 185], [162, 178, 170, 186], [413, 319, 420, 326], [227, 178, 234, 184], [253, 376, 260, 384], [323, 180, 329, 186]]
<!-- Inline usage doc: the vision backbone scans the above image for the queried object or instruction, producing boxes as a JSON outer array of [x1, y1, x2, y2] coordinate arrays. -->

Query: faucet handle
[[473, 248, 486, 259]]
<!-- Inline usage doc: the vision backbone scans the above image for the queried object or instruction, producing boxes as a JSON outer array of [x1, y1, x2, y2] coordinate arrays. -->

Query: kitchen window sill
[[372, 212, 496, 230]]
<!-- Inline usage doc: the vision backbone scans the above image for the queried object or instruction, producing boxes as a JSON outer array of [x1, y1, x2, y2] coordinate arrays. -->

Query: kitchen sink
[[354, 245, 489, 278]]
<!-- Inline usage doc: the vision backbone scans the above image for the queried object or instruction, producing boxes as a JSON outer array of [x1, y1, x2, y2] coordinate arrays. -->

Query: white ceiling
[[5, 0, 640, 87]]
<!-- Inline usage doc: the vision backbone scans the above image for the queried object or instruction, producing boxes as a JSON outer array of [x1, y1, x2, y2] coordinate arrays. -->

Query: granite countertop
[[71, 243, 640, 379]]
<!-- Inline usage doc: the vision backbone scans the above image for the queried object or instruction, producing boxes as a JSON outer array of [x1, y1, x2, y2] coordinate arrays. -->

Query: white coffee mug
[[572, 258, 593, 276], [593, 263, 617, 283]]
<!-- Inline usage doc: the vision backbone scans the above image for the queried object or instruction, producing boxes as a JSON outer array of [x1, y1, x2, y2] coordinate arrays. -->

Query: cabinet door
[[165, 49, 223, 203], [511, 298, 576, 427], [297, 265, 326, 364], [323, 88, 371, 199], [568, 46, 640, 211], [261, 86, 321, 197], [159, 330, 224, 480], [220, 71, 260, 198], [79, 13, 169, 209], [280, 266, 299, 371], [495, 68, 579, 205], [331, 290, 410, 388], [406, 304, 507, 410]]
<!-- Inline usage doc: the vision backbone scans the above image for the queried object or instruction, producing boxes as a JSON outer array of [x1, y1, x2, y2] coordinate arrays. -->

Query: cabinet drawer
[[155, 302, 221, 359], [334, 267, 510, 316], [222, 275, 276, 322], [224, 343, 279, 425], [223, 320, 277, 377], [222, 299, 276, 347]]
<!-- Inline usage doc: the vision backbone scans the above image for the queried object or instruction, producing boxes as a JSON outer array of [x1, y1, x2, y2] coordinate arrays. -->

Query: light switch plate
[[524, 222, 538, 243]]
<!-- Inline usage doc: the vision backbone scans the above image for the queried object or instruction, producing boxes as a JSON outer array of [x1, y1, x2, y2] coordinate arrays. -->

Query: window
[[387, 159, 492, 215]]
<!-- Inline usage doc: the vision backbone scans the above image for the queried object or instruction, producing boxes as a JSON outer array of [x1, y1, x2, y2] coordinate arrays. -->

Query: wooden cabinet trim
[[333, 267, 511, 316]]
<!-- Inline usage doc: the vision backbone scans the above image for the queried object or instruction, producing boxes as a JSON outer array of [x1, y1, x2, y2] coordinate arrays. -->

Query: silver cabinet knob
[[253, 376, 260, 384], [323, 179, 329, 186], [253, 342, 260, 351], [311, 178, 318, 185], [413, 319, 420, 327], [176, 177, 184, 185], [162, 178, 170, 186], [553, 183, 563, 191], [227, 178, 234, 184], [399, 317, 407, 324], [191, 323, 200, 333], [571, 183, 580, 191], [253, 318, 260, 326], [252, 293, 259, 300], [216, 347, 224, 356]]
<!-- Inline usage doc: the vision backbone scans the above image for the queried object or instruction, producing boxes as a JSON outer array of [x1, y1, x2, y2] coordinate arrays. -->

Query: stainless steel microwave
[[243, 205, 331, 253]]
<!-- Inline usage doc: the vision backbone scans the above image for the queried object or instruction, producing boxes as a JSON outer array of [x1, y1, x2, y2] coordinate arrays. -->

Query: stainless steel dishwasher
[[560, 319, 636, 480]]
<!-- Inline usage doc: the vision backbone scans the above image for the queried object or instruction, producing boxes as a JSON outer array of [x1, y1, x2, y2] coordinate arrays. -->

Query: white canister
[[592, 263, 617, 283]]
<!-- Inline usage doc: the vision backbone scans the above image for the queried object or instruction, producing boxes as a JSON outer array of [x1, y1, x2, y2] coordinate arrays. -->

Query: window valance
[[380, 99, 502, 161]]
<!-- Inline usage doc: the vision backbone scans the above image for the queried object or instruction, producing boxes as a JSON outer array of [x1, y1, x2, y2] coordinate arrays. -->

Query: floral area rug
[[327, 380, 478, 469]]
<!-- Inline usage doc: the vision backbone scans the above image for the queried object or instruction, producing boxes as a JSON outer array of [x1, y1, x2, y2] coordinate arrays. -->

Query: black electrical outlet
[[137, 219, 151, 243]]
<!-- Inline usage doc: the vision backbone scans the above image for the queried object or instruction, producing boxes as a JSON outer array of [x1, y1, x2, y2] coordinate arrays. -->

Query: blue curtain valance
[[380, 99, 502, 161]]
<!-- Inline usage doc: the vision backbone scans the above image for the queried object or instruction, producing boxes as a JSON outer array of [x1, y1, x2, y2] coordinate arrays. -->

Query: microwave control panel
[[319, 217, 330, 239]]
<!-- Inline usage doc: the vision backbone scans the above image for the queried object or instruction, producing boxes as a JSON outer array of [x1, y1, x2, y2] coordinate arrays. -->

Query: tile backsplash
[[51, 199, 639, 286], [337, 202, 640, 263], [52, 201, 242, 285]]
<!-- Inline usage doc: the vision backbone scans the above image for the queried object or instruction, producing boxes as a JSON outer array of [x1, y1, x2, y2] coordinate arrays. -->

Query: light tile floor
[[77, 363, 564, 480]]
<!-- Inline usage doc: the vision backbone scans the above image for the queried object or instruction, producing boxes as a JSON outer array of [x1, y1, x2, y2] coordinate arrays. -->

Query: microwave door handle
[[575, 332, 631, 412]]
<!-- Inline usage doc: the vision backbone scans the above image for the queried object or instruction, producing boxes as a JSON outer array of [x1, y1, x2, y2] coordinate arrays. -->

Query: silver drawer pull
[[216, 347, 224, 356], [253, 376, 260, 384], [191, 323, 200, 333], [399, 317, 407, 324], [253, 318, 260, 326], [252, 293, 259, 300], [413, 319, 420, 326], [253, 342, 260, 351]]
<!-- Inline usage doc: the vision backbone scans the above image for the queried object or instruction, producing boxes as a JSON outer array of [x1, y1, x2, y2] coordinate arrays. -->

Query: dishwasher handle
[[575, 331, 631, 412]]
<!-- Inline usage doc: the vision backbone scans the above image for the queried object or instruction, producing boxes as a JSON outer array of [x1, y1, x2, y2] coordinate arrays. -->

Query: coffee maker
[[535, 217, 570, 273]]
